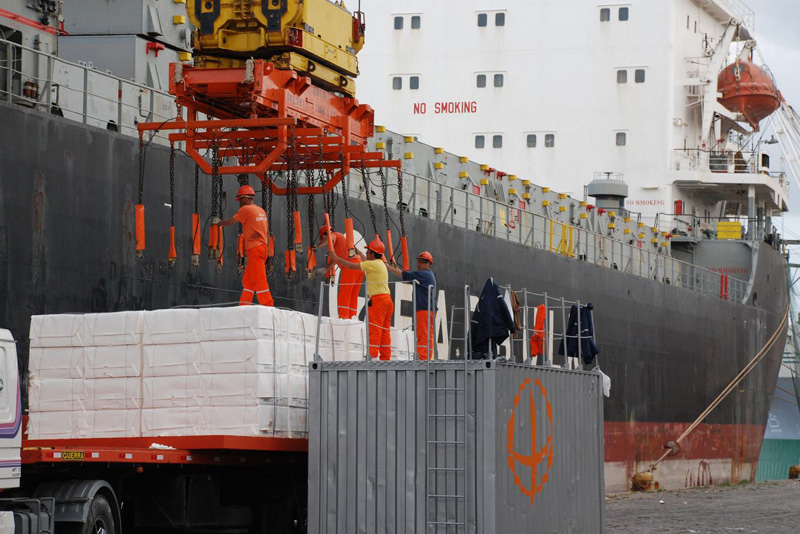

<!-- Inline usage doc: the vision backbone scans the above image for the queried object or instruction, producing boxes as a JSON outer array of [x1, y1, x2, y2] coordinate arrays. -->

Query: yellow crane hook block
[[187, 0, 365, 95]]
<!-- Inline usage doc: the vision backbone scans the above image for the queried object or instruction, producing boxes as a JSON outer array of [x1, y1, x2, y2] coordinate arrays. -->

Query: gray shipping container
[[308, 360, 605, 533]]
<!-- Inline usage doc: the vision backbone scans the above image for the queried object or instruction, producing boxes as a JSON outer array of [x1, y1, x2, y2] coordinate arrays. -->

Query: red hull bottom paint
[[603, 422, 765, 493]]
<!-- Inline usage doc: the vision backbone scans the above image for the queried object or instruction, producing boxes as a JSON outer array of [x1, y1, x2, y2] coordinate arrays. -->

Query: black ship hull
[[0, 102, 787, 492]]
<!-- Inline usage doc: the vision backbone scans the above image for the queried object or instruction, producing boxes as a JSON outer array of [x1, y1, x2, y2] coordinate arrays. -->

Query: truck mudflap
[[34, 480, 121, 533]]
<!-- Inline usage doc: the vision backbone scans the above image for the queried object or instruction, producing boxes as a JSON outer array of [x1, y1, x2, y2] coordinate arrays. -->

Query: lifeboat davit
[[717, 60, 781, 131]]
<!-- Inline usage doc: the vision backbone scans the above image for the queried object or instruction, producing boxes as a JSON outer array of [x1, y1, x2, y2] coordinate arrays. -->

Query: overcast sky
[[745, 1, 800, 241]]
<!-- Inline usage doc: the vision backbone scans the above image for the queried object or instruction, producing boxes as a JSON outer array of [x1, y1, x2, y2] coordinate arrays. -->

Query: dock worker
[[217, 185, 274, 307], [329, 239, 393, 360], [387, 251, 437, 360], [315, 224, 364, 319]]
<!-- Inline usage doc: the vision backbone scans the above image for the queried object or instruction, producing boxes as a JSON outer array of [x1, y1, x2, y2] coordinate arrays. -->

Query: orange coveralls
[[233, 204, 274, 306], [360, 259, 393, 360], [329, 231, 364, 319]]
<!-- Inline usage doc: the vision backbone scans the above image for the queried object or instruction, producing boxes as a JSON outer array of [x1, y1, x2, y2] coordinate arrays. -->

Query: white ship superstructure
[[358, 0, 790, 226]]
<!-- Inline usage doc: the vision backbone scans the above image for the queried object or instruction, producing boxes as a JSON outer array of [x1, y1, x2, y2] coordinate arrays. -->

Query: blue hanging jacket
[[558, 303, 599, 365], [469, 278, 515, 359]]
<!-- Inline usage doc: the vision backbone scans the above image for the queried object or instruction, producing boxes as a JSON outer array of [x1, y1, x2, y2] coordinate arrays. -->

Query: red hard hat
[[235, 185, 255, 199], [318, 224, 330, 237], [367, 239, 385, 255], [418, 251, 434, 264]]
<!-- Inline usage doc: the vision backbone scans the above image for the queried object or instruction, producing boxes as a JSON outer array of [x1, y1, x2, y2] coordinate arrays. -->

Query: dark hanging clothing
[[470, 278, 515, 359], [558, 303, 599, 365]]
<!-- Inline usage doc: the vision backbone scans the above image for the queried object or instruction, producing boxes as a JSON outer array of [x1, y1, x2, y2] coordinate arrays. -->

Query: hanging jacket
[[470, 278, 515, 359], [557, 303, 599, 365], [509, 290, 523, 338], [530, 304, 547, 357]]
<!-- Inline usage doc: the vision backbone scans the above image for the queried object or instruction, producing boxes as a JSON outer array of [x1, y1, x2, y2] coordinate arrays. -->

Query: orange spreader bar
[[136, 60, 401, 196]]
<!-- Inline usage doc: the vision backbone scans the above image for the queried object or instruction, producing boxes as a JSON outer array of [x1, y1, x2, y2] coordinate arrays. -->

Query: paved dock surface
[[606, 480, 800, 533]]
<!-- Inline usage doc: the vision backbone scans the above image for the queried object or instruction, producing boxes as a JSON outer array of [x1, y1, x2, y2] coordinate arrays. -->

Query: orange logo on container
[[507, 377, 554, 504]]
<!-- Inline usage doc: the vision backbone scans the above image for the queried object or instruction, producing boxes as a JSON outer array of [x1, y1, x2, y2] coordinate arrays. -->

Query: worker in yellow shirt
[[329, 239, 393, 360]]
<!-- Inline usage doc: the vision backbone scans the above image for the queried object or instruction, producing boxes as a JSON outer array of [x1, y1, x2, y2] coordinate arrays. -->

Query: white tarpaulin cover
[[28, 307, 416, 440]]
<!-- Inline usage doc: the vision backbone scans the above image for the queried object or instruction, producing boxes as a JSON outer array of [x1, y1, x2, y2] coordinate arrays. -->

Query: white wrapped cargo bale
[[201, 373, 258, 407], [198, 339, 273, 374], [258, 404, 308, 438], [84, 311, 143, 346], [142, 407, 205, 437], [27, 411, 88, 440], [201, 406, 260, 436], [86, 345, 141, 378], [29, 314, 86, 348], [143, 375, 206, 409], [28, 347, 86, 379], [90, 409, 141, 438], [199, 306, 284, 341], [28, 378, 88, 412], [142, 309, 202, 345], [92, 377, 140, 410], [257, 371, 307, 407], [142, 342, 200, 377]]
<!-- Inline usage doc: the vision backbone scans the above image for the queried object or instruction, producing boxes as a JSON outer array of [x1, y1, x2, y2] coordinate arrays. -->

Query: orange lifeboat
[[717, 60, 780, 131]]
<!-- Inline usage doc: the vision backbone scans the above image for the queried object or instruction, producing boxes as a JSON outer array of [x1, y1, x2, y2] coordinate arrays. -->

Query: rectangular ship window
[[410, 76, 420, 90], [477, 74, 486, 88], [527, 134, 537, 148], [495, 12, 505, 26], [545, 134, 555, 147], [619, 7, 629, 21], [616, 132, 627, 146], [392, 77, 402, 90], [600, 8, 610, 22], [493, 135, 503, 148], [477, 13, 487, 27], [617, 70, 627, 83], [635, 69, 645, 83], [394, 16, 404, 30], [494, 73, 504, 87], [475, 135, 485, 149], [411, 15, 421, 29]]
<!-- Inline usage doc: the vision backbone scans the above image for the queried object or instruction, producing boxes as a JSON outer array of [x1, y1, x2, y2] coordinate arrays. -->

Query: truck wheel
[[61, 495, 116, 534]]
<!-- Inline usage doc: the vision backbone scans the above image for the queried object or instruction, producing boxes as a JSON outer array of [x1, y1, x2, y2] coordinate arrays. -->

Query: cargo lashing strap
[[135, 134, 146, 258]]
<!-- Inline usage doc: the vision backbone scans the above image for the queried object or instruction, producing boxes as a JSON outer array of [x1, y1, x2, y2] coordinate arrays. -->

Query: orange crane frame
[[137, 60, 401, 195]]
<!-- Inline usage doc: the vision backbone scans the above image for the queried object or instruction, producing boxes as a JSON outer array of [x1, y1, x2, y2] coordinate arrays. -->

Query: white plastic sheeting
[[28, 307, 416, 440]]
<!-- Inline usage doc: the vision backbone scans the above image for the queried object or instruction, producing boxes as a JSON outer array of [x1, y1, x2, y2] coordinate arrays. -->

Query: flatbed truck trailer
[[0, 329, 309, 534]]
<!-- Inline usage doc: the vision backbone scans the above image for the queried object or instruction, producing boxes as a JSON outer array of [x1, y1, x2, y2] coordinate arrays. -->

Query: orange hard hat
[[418, 251, 434, 264], [318, 224, 330, 237], [367, 239, 385, 255], [235, 185, 255, 199]]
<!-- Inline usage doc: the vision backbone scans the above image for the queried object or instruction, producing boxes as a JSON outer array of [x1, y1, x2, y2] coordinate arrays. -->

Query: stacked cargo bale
[[27, 306, 416, 441]]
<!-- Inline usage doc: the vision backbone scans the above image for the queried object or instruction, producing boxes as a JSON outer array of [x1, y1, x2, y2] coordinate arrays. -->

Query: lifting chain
[[194, 165, 199, 215], [266, 172, 275, 274], [137, 135, 145, 206], [192, 164, 200, 267], [211, 140, 220, 222], [285, 129, 299, 279], [362, 163, 378, 238], [168, 142, 177, 266], [236, 174, 249, 275], [380, 166, 390, 235], [169, 142, 176, 229], [307, 167, 316, 247], [340, 148, 350, 219], [397, 168, 406, 237], [135, 134, 145, 258]]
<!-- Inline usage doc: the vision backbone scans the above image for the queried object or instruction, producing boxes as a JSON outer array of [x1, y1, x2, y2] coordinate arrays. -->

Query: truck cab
[[0, 329, 21, 490]]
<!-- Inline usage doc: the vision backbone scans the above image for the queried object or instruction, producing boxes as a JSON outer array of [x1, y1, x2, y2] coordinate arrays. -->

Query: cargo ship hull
[[0, 102, 787, 493]]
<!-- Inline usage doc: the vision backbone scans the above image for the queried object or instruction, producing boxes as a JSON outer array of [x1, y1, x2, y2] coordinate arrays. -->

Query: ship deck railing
[[0, 37, 750, 305], [358, 169, 750, 303], [0, 37, 176, 145]]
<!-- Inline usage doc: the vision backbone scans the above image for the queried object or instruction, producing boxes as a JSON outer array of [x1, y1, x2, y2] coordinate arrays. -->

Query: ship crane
[[772, 102, 800, 195], [135, 0, 411, 277]]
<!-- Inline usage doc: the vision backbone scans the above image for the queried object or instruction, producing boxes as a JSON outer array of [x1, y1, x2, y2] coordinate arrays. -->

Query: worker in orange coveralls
[[217, 185, 274, 306], [329, 239, 393, 360], [388, 251, 437, 360], [315, 224, 364, 319]]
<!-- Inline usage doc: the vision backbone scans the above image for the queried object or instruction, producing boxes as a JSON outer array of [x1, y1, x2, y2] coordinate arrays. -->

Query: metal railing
[[352, 170, 751, 303], [0, 37, 176, 145]]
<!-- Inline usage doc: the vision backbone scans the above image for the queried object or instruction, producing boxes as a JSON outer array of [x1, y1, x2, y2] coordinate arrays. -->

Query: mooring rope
[[647, 300, 790, 473]]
